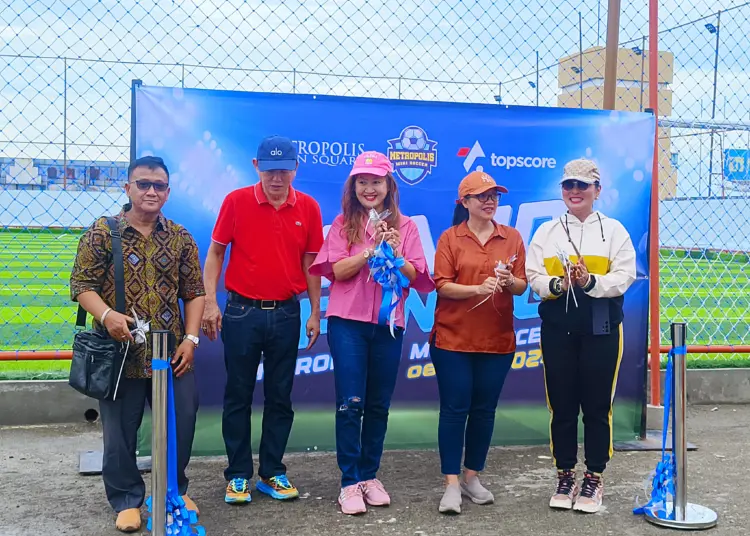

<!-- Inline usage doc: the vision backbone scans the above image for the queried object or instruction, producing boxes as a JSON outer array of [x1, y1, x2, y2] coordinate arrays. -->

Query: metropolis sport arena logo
[[457, 141, 557, 172], [387, 126, 438, 186], [292, 140, 366, 167]]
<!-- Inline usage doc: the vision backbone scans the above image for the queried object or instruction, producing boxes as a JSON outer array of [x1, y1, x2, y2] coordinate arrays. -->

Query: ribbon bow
[[146, 359, 205, 536], [633, 346, 681, 520], [368, 240, 410, 338]]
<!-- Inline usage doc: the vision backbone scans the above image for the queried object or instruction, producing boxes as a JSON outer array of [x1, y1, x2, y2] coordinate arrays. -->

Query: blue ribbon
[[368, 241, 410, 334], [147, 359, 205, 536], [633, 345, 686, 519]]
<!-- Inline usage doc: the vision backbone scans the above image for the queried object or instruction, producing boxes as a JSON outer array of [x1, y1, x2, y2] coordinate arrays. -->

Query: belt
[[227, 291, 297, 310]]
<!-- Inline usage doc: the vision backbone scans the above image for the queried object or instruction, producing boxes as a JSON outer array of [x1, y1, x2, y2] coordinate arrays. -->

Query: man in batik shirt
[[70, 156, 205, 533]]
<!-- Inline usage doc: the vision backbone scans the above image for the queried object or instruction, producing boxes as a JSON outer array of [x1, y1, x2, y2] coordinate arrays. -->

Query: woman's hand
[[476, 276, 499, 296], [573, 258, 590, 287], [495, 268, 514, 287]]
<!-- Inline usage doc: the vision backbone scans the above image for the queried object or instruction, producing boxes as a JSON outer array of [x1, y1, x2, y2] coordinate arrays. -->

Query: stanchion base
[[645, 502, 718, 530]]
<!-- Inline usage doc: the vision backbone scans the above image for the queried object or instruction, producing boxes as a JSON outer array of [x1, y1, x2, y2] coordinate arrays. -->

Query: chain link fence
[[1, 0, 748, 379]]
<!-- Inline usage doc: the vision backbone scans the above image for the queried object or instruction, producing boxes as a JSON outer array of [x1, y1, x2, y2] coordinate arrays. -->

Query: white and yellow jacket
[[526, 211, 636, 332]]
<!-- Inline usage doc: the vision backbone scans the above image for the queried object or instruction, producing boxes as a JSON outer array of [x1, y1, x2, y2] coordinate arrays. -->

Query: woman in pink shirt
[[310, 151, 434, 515]]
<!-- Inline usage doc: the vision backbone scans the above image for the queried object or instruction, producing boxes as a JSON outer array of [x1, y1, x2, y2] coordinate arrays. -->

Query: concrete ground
[[0, 405, 743, 536]]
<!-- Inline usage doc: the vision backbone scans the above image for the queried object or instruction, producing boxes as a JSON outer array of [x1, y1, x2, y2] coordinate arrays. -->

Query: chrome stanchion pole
[[645, 322, 718, 530], [672, 322, 689, 521], [151, 330, 170, 536]]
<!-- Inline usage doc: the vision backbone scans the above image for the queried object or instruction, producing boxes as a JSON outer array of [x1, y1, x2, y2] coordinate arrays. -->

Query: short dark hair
[[127, 155, 169, 181]]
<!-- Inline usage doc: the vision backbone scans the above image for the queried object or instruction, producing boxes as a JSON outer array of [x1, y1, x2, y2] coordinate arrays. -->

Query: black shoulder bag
[[68, 217, 128, 401]]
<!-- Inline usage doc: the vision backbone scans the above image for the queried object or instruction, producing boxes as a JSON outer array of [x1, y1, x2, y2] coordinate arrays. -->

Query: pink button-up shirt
[[309, 213, 435, 329]]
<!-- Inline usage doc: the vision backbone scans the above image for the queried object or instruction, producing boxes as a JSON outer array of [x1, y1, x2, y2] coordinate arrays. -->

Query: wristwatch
[[184, 334, 200, 347], [550, 277, 564, 296]]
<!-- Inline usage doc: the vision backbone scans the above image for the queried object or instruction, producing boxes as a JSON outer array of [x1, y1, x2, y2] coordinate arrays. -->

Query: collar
[[254, 182, 297, 207], [456, 220, 506, 239], [118, 210, 167, 231]]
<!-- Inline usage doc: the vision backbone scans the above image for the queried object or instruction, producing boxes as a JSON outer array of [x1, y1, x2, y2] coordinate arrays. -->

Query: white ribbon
[[467, 254, 518, 313], [555, 244, 578, 312], [112, 308, 150, 401]]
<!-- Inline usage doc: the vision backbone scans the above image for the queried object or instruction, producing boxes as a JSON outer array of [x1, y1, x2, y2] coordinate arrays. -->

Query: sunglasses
[[131, 179, 169, 192], [467, 192, 499, 203], [561, 179, 597, 191]]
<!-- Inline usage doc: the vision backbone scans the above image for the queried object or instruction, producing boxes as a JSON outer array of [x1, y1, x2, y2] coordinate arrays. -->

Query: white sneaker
[[573, 472, 603, 513], [549, 469, 578, 510]]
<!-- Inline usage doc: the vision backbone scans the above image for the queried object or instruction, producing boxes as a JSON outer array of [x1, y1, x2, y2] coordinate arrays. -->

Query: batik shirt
[[70, 210, 205, 378]]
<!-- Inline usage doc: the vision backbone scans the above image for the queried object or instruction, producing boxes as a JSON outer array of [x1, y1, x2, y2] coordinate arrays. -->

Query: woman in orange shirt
[[430, 171, 527, 515]]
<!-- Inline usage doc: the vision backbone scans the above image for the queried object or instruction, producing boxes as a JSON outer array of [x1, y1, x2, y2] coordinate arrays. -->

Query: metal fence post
[[150, 330, 170, 536], [645, 322, 718, 530]]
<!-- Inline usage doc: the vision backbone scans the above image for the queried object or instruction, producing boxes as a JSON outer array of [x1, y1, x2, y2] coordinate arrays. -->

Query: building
[[0, 157, 129, 191], [557, 46, 677, 199]]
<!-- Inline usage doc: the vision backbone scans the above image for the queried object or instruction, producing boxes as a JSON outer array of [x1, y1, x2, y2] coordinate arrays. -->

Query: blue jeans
[[220, 296, 301, 481], [430, 346, 513, 476], [327, 316, 404, 487]]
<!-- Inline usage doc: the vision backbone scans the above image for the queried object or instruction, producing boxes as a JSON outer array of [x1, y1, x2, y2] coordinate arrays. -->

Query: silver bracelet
[[100, 307, 113, 324]]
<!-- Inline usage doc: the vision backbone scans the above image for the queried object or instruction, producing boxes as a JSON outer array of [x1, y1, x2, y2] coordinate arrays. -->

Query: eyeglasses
[[561, 179, 597, 191], [131, 180, 169, 192], [467, 192, 498, 203]]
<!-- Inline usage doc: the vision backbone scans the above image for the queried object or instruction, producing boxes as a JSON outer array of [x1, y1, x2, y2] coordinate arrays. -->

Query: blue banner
[[135, 85, 654, 453]]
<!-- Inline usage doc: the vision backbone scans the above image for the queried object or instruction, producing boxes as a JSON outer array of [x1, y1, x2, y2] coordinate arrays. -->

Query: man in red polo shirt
[[202, 135, 324, 504]]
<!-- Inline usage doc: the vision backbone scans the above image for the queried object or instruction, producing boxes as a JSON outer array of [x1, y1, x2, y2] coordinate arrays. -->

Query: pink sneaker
[[338, 484, 367, 515], [362, 478, 391, 506]]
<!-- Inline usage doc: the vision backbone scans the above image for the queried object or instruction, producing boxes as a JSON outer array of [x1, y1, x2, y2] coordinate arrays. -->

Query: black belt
[[227, 291, 297, 310]]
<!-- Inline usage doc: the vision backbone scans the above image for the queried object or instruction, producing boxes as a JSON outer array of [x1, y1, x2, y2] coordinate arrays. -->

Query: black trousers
[[541, 324, 623, 474], [98, 371, 198, 513], [220, 298, 302, 481]]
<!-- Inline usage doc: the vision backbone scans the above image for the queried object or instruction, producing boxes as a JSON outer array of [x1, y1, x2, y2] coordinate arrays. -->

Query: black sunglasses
[[131, 179, 169, 192], [562, 179, 597, 191]]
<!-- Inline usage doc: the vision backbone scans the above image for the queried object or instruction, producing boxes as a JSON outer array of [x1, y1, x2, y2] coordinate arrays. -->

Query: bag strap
[[75, 216, 126, 328]]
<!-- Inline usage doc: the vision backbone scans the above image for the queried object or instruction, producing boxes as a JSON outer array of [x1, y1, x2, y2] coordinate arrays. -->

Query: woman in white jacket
[[526, 158, 636, 514]]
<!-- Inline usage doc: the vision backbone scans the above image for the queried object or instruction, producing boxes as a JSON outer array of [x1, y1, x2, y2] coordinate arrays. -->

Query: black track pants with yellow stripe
[[541, 324, 623, 473]]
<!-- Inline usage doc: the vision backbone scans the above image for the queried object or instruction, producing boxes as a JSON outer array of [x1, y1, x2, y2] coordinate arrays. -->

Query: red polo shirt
[[212, 183, 324, 300]]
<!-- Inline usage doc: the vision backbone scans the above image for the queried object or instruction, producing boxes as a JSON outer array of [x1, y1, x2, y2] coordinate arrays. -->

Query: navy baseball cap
[[256, 135, 298, 171]]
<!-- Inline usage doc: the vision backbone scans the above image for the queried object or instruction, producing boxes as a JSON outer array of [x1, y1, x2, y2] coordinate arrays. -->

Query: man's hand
[[202, 299, 222, 341], [103, 311, 135, 342], [305, 312, 321, 350], [172, 339, 196, 377]]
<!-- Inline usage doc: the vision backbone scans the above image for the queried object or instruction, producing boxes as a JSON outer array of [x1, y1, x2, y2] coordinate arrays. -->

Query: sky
[[1, 0, 749, 197]]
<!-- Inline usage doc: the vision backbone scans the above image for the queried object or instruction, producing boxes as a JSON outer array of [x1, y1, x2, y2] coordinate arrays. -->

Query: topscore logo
[[293, 140, 365, 167], [457, 141, 557, 172]]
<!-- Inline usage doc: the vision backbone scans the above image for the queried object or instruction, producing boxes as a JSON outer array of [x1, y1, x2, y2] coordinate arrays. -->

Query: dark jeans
[[98, 371, 198, 513], [540, 324, 622, 474], [221, 297, 302, 481], [327, 316, 404, 487], [430, 346, 513, 476]]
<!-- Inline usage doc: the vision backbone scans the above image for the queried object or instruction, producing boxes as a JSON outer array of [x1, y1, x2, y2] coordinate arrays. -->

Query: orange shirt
[[431, 221, 527, 354]]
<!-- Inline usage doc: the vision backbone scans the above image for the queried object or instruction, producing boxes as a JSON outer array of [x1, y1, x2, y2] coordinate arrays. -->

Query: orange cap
[[457, 170, 509, 201]]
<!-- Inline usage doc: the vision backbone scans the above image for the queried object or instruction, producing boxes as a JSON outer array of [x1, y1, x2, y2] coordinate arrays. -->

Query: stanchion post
[[151, 330, 170, 536], [671, 322, 688, 520], [645, 322, 718, 530]]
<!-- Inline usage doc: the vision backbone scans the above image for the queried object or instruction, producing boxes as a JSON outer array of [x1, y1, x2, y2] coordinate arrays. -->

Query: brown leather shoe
[[182, 494, 200, 516], [115, 508, 141, 532]]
